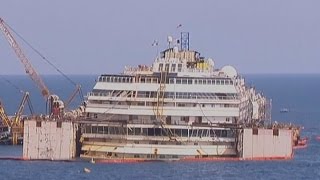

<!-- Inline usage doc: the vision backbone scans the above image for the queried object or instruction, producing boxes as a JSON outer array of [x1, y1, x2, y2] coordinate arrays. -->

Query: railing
[[88, 92, 239, 101]]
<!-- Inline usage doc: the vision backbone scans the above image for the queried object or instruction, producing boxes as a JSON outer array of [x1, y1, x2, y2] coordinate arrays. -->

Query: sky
[[0, 0, 320, 75]]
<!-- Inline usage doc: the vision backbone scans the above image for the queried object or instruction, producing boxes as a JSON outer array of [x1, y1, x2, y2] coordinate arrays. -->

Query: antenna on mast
[[180, 32, 189, 51]]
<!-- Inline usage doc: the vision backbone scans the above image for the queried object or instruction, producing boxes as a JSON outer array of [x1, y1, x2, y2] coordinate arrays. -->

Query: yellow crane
[[0, 92, 33, 145]]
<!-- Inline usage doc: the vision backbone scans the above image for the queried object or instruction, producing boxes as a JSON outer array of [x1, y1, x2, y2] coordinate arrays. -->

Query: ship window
[[146, 91, 150, 98], [273, 129, 279, 136], [178, 64, 182, 72], [176, 79, 181, 84], [216, 80, 220, 85], [253, 128, 258, 135], [140, 78, 145, 83], [92, 126, 98, 133], [128, 128, 133, 135], [85, 126, 91, 133], [115, 127, 121, 134], [182, 92, 188, 99], [194, 79, 198, 84], [146, 78, 152, 83], [94, 114, 98, 118], [215, 130, 221, 137], [172, 155, 178, 158], [152, 78, 158, 83], [202, 129, 209, 137], [230, 81, 233, 85], [210, 130, 215, 137], [191, 129, 198, 137], [142, 128, 148, 135], [182, 79, 187, 84], [174, 129, 182, 137], [104, 126, 109, 134], [227, 130, 234, 137], [221, 80, 225, 85], [203, 80, 207, 84], [109, 127, 115, 134], [182, 129, 188, 137], [158, 63, 163, 71], [212, 80, 215, 85], [98, 126, 104, 134], [225, 80, 230, 85], [134, 128, 141, 135], [147, 128, 155, 136], [171, 64, 176, 72], [169, 78, 174, 84], [207, 80, 212, 84], [154, 128, 161, 136], [165, 63, 170, 72], [198, 80, 203, 84], [188, 79, 192, 84]]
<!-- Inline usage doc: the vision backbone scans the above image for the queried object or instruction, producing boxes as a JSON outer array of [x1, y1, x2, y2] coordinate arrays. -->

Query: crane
[[0, 100, 11, 128], [0, 18, 49, 98], [0, 92, 33, 145], [0, 17, 68, 117]]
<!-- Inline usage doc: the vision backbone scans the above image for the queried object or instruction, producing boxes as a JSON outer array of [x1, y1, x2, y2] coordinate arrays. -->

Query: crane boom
[[12, 92, 33, 127], [0, 18, 84, 119], [0, 100, 11, 127], [0, 18, 50, 98]]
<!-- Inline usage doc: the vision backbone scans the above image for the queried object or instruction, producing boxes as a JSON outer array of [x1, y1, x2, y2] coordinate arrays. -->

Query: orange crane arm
[[0, 18, 50, 99]]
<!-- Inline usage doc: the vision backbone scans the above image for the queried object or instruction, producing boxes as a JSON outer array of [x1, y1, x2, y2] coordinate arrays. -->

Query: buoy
[[83, 167, 91, 173]]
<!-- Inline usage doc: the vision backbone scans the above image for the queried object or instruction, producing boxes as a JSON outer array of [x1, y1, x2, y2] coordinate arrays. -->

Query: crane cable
[[0, 75, 24, 94], [3, 21, 84, 102], [0, 75, 34, 115]]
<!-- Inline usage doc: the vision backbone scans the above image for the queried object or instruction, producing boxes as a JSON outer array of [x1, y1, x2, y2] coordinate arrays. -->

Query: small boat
[[293, 137, 308, 150], [280, 108, 289, 113]]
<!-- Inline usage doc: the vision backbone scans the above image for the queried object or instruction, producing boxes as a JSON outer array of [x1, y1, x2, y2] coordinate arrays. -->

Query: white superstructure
[[80, 33, 270, 160]]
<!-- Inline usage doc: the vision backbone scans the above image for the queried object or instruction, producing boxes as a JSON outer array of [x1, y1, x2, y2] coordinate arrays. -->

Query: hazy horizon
[[1, 0, 320, 75]]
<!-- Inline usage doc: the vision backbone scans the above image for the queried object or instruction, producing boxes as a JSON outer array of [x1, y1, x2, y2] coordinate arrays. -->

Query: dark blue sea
[[0, 74, 319, 180]]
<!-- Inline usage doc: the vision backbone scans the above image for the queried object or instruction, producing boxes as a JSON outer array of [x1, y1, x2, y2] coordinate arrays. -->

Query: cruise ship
[[80, 33, 270, 161]]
